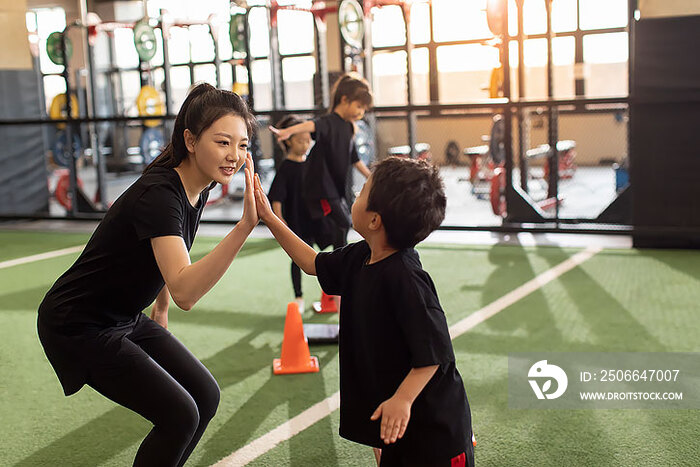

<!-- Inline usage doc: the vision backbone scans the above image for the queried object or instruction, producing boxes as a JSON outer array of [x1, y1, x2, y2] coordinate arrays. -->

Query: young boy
[[254, 157, 474, 466]]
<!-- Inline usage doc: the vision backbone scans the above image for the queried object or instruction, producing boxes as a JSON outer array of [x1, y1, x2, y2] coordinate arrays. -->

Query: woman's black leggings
[[85, 316, 220, 467]]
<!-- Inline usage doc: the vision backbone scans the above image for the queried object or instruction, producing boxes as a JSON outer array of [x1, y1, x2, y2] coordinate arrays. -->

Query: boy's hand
[[370, 395, 411, 444], [253, 173, 275, 223], [240, 152, 258, 228], [269, 125, 291, 143]]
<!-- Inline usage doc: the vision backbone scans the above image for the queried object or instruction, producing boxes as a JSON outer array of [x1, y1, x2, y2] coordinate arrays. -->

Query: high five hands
[[240, 152, 259, 227], [239, 150, 278, 227]]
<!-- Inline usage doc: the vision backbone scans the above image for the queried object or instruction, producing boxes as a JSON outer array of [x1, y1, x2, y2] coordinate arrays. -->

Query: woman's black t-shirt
[[315, 241, 472, 461], [303, 112, 359, 206], [268, 159, 313, 237], [39, 167, 208, 329]]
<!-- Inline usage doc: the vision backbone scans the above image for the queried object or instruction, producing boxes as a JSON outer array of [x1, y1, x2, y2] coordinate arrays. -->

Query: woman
[[37, 83, 257, 466]]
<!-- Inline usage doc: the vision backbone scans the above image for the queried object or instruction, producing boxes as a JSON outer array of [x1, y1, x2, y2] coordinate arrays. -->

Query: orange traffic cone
[[312, 292, 339, 313], [273, 302, 320, 375]]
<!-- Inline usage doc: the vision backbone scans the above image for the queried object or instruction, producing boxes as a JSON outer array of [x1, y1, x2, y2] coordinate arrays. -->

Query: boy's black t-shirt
[[303, 112, 359, 203], [268, 159, 313, 237], [39, 167, 208, 329], [315, 241, 472, 461]]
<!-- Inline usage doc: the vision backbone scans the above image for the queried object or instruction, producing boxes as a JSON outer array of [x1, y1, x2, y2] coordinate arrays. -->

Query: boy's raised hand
[[253, 173, 275, 223], [370, 395, 411, 444], [240, 152, 258, 227]]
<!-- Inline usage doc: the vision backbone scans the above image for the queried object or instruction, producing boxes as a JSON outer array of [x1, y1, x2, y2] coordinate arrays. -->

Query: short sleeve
[[268, 167, 287, 203], [312, 115, 329, 142], [350, 139, 360, 164], [392, 269, 455, 368], [315, 241, 368, 295], [132, 184, 185, 241]]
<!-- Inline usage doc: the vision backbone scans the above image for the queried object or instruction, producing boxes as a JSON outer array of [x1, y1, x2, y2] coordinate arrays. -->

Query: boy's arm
[[255, 174, 317, 275], [370, 364, 439, 445], [353, 160, 371, 178], [269, 121, 315, 142], [271, 201, 286, 226]]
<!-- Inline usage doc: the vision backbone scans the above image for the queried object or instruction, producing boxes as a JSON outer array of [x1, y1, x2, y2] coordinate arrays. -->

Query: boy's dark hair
[[330, 73, 373, 112], [367, 157, 446, 249], [275, 115, 303, 152], [144, 82, 256, 173]]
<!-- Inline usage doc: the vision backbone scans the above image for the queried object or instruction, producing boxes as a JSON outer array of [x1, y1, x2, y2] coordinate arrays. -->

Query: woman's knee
[[164, 393, 201, 440], [195, 376, 220, 422]]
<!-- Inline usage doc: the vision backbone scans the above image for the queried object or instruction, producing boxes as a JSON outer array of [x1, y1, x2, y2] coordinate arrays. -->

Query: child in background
[[269, 73, 373, 250], [253, 157, 474, 467], [268, 115, 315, 310]]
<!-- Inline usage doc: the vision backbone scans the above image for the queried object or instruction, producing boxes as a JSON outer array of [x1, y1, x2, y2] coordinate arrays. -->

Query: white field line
[[0, 245, 84, 270], [212, 246, 602, 467]]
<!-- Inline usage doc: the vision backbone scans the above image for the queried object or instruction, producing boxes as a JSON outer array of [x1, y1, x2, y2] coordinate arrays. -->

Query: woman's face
[[187, 114, 249, 185]]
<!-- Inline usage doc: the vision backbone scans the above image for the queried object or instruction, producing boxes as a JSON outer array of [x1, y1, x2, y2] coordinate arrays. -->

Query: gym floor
[[1, 226, 698, 466]]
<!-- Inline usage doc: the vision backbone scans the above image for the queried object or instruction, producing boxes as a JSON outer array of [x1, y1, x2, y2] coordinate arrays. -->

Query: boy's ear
[[368, 212, 383, 232], [184, 129, 196, 153]]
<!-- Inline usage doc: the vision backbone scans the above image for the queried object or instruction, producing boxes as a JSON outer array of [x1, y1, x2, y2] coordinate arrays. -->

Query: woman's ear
[[183, 129, 196, 153]]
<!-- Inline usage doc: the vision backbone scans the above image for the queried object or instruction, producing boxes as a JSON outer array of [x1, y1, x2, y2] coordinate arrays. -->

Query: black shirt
[[315, 241, 472, 461], [268, 159, 313, 237], [39, 167, 208, 329], [303, 112, 359, 203]]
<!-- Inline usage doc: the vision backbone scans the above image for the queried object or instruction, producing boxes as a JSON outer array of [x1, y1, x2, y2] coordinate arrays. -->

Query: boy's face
[[351, 174, 373, 237]]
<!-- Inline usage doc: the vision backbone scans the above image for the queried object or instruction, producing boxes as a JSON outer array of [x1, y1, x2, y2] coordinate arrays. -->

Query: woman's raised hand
[[240, 152, 259, 228]]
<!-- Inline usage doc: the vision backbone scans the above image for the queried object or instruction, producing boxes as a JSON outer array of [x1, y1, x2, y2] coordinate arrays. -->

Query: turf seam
[[0, 245, 85, 269]]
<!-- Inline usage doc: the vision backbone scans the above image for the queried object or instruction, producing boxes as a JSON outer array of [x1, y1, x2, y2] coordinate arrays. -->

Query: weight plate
[[338, 0, 364, 49], [134, 19, 157, 62], [46, 31, 73, 66]]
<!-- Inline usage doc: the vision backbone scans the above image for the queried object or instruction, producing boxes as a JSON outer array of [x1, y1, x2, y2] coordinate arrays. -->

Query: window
[[433, 0, 491, 42], [372, 49, 429, 106], [371, 5, 406, 47], [579, 0, 628, 30], [282, 56, 316, 109], [189, 25, 215, 63], [278, 10, 314, 54], [583, 32, 628, 97], [248, 7, 270, 58]]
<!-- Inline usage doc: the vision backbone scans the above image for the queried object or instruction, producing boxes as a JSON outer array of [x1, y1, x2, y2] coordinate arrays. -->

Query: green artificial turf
[[0, 230, 698, 466]]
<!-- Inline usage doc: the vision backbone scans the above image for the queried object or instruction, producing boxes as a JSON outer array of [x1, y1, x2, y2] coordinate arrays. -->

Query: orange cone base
[[273, 355, 320, 375], [312, 293, 339, 313]]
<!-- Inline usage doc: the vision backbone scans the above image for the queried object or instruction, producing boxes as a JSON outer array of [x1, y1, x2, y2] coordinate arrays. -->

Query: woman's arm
[[150, 284, 170, 328], [269, 121, 315, 142], [254, 174, 318, 275], [150, 153, 258, 311]]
